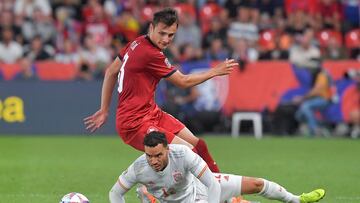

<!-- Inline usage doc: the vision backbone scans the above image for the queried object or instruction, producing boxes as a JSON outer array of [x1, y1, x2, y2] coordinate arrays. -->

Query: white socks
[[258, 179, 300, 203]]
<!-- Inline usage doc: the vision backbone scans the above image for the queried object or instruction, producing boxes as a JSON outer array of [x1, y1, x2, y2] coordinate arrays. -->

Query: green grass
[[0, 135, 359, 203]]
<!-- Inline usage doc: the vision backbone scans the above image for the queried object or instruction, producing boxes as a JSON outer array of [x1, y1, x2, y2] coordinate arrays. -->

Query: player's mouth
[[152, 164, 161, 171]]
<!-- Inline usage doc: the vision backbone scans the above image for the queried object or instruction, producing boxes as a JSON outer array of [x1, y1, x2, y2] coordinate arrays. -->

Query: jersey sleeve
[[118, 162, 138, 191], [183, 146, 208, 178], [147, 51, 177, 79]]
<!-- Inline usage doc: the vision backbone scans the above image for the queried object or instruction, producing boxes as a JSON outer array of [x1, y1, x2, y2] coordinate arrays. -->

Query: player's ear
[[149, 23, 154, 33]]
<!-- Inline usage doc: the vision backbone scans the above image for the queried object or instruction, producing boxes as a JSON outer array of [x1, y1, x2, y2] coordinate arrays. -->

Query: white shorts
[[195, 173, 242, 202]]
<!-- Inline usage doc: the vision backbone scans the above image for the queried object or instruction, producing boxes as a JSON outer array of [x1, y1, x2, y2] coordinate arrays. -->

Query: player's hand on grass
[[212, 59, 238, 76], [84, 110, 108, 133]]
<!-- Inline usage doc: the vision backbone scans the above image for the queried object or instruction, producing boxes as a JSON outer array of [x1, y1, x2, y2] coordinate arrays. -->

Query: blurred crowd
[[0, 0, 359, 80], [0, 0, 359, 137]]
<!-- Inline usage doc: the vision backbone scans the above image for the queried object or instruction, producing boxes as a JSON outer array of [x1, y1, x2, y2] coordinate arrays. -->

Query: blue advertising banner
[[0, 81, 117, 134]]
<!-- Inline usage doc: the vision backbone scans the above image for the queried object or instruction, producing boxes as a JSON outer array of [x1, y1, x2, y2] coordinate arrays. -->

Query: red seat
[[140, 5, 158, 23], [174, 3, 197, 19], [345, 29, 360, 49], [199, 3, 222, 34], [259, 30, 276, 51], [316, 30, 343, 48]]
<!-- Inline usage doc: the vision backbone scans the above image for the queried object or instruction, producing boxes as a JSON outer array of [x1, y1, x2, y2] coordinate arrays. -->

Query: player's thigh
[[213, 173, 242, 200], [125, 123, 174, 151], [176, 127, 199, 146], [171, 135, 194, 149]]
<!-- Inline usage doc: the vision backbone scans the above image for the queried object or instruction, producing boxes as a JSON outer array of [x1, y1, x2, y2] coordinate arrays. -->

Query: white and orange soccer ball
[[60, 192, 90, 203]]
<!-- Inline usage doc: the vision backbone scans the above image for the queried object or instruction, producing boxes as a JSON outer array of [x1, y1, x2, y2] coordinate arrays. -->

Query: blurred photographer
[[293, 59, 335, 136], [344, 69, 360, 138]]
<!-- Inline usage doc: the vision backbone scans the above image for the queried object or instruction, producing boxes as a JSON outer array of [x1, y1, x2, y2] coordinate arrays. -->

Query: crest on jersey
[[172, 170, 183, 182], [164, 58, 171, 69], [146, 181, 155, 187], [147, 126, 159, 134]]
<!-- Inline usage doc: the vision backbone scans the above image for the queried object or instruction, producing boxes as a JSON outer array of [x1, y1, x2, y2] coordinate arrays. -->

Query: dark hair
[[152, 8, 178, 27], [143, 131, 168, 147]]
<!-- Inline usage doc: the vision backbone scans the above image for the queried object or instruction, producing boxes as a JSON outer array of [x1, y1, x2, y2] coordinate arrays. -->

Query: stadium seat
[[345, 29, 360, 49], [231, 112, 263, 139], [174, 3, 196, 19], [199, 3, 222, 34], [259, 30, 276, 51], [316, 29, 343, 48], [140, 5, 158, 23]]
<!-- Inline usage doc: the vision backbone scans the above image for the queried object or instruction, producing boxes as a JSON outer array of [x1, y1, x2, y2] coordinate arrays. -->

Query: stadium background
[[0, 0, 360, 202]]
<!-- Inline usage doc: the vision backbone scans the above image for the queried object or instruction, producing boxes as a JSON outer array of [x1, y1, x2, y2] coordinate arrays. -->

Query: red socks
[[194, 139, 220, 173]]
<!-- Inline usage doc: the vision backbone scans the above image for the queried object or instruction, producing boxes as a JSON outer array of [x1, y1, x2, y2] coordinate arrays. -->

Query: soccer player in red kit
[[84, 8, 238, 173]]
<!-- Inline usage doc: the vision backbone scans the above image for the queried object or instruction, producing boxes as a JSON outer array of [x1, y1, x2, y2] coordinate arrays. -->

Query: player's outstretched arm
[[197, 166, 221, 203], [84, 57, 122, 133], [166, 59, 238, 89]]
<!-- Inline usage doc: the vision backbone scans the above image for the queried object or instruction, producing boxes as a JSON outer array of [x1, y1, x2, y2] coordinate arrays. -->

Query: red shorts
[[116, 111, 185, 151]]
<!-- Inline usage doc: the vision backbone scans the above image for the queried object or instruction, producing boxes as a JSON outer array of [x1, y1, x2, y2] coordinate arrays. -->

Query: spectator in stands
[[13, 58, 38, 80], [0, 0, 15, 13], [174, 10, 202, 49], [293, 60, 334, 136], [0, 28, 23, 64], [224, 0, 259, 23], [23, 35, 54, 61], [202, 17, 228, 50], [178, 43, 203, 63], [83, 2, 112, 47], [0, 10, 23, 44], [22, 6, 56, 44], [112, 9, 140, 42], [342, 0, 359, 30], [227, 6, 259, 45], [230, 38, 258, 71], [323, 37, 346, 60], [286, 9, 313, 35], [54, 7, 82, 52], [14, 0, 52, 19], [78, 33, 111, 80], [289, 28, 320, 69], [204, 37, 229, 61], [314, 0, 342, 31], [52, 0, 82, 21], [55, 39, 80, 65], [346, 69, 360, 138]]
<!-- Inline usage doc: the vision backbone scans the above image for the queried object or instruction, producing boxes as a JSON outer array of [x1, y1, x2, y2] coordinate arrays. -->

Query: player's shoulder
[[169, 144, 192, 159], [130, 36, 163, 56], [132, 154, 150, 174]]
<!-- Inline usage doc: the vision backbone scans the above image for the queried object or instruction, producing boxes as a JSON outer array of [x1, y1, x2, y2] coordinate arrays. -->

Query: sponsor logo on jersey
[[172, 170, 183, 182], [164, 58, 171, 68], [147, 181, 155, 187]]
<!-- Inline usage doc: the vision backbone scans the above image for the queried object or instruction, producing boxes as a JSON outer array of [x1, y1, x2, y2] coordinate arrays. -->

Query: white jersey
[[119, 144, 208, 202]]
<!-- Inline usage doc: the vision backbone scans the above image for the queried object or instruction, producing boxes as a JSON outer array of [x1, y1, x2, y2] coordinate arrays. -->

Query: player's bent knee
[[253, 178, 264, 192], [242, 177, 264, 194]]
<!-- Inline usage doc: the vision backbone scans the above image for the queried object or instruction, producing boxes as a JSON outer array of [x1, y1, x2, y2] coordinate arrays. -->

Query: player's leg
[[217, 173, 324, 203], [242, 177, 325, 203], [176, 127, 220, 172], [158, 111, 220, 172]]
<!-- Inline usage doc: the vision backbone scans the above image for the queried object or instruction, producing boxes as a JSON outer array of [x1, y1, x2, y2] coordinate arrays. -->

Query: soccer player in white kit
[[109, 132, 325, 203]]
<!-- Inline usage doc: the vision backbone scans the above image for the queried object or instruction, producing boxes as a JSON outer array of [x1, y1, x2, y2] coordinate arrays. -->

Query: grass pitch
[[0, 135, 359, 203]]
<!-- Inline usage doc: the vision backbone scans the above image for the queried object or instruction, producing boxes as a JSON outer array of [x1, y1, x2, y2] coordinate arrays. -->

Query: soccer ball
[[60, 192, 90, 203]]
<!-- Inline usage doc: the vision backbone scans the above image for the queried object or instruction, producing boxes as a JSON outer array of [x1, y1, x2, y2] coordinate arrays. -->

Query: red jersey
[[116, 35, 177, 130]]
